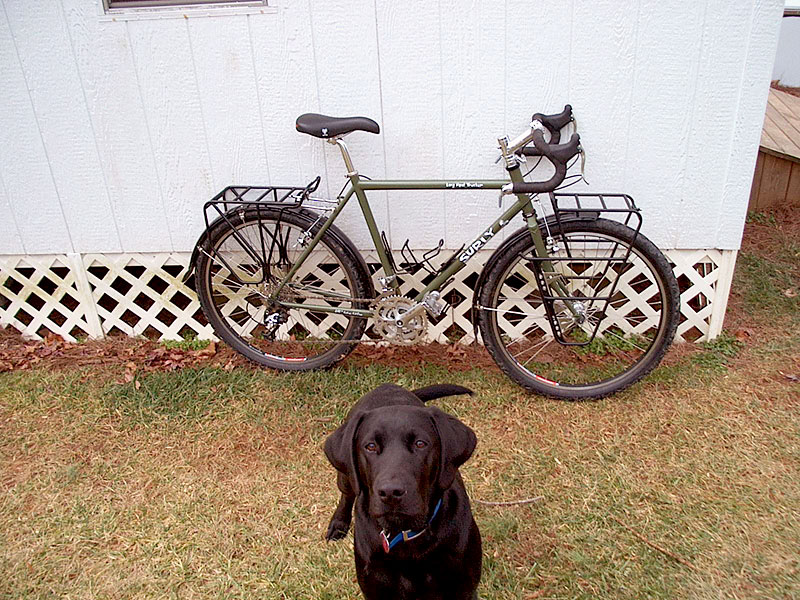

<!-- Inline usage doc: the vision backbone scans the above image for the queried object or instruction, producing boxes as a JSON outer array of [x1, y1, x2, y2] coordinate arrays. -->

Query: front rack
[[527, 192, 644, 346], [551, 192, 641, 239]]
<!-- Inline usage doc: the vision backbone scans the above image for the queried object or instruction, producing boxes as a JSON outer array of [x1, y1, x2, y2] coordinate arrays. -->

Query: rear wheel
[[477, 218, 679, 399], [195, 208, 372, 370]]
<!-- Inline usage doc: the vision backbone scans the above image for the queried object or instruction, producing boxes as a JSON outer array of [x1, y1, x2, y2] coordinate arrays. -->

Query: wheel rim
[[487, 230, 668, 390], [202, 217, 362, 363]]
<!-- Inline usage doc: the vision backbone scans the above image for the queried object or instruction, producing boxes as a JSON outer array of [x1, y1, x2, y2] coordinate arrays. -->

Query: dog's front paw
[[325, 517, 350, 541]]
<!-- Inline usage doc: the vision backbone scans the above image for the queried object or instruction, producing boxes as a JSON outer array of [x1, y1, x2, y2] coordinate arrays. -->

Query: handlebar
[[532, 129, 581, 164], [502, 105, 582, 195], [519, 104, 573, 155], [534, 104, 573, 135], [510, 130, 580, 194]]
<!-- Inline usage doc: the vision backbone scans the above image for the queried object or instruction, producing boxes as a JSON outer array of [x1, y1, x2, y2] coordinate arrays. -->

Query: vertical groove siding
[[0, 0, 785, 255]]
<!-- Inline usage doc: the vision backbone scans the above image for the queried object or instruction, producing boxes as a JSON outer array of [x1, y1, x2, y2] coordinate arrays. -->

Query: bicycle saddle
[[295, 113, 380, 138]]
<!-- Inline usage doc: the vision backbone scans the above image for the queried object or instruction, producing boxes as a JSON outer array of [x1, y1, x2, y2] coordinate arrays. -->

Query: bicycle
[[184, 105, 679, 400]]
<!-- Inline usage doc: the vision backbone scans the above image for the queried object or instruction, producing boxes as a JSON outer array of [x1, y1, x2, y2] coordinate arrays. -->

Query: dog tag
[[381, 531, 391, 553]]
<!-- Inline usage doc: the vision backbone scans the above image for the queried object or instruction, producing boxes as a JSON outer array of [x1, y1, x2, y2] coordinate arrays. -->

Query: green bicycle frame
[[274, 139, 563, 317]]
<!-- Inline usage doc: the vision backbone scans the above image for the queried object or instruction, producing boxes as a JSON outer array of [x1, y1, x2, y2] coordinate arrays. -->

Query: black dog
[[324, 383, 481, 600]]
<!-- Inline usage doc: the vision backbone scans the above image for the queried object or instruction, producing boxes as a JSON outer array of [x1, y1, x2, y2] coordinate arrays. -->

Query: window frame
[[104, 0, 266, 8], [99, 0, 272, 21]]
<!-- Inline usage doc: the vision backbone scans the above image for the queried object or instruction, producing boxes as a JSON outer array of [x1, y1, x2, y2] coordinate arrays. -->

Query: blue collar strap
[[380, 498, 442, 553]]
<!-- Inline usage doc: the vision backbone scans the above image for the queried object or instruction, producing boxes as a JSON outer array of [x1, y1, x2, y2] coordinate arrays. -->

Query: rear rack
[[200, 177, 321, 287], [202, 176, 321, 230]]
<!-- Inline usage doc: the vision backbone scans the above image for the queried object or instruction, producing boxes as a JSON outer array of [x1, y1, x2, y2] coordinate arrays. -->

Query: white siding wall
[[772, 15, 800, 86], [0, 0, 784, 255]]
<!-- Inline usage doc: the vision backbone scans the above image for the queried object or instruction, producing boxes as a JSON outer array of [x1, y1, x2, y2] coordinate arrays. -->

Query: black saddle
[[295, 113, 380, 139]]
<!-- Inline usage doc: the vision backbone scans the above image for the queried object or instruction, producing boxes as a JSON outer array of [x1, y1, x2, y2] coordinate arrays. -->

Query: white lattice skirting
[[0, 249, 736, 344]]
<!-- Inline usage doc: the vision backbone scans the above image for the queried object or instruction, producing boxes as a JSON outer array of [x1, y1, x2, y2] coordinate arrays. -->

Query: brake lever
[[579, 146, 588, 185]]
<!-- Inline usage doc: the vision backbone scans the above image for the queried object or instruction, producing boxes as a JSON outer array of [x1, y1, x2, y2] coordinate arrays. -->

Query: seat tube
[[351, 177, 398, 287], [332, 137, 398, 290]]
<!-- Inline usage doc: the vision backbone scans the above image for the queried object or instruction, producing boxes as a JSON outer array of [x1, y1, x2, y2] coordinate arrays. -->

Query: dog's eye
[[364, 442, 378, 453], [414, 440, 427, 449]]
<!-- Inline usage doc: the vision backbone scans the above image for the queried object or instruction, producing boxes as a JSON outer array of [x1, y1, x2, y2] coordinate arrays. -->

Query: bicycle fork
[[507, 167, 588, 342]]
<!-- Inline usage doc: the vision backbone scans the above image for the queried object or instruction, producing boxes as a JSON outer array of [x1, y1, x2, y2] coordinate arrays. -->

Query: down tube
[[414, 196, 529, 301]]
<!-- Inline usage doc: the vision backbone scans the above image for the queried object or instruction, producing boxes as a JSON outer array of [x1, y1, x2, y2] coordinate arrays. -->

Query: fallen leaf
[[195, 341, 217, 359], [43, 333, 61, 347], [446, 345, 466, 357], [779, 371, 799, 383]]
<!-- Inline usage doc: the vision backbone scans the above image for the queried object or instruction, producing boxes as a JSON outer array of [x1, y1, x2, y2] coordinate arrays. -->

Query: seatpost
[[328, 137, 357, 177]]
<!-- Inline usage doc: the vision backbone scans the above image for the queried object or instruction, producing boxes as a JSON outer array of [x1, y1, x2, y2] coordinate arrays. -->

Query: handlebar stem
[[497, 135, 523, 170]]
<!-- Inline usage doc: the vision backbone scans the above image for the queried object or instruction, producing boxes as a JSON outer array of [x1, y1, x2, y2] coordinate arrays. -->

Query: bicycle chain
[[270, 286, 429, 345]]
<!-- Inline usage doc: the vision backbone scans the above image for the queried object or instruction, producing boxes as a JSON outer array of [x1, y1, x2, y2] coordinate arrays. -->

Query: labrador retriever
[[324, 383, 481, 600]]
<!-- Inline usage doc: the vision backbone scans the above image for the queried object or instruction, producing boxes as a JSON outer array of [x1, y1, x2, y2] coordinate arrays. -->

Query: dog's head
[[325, 403, 476, 531]]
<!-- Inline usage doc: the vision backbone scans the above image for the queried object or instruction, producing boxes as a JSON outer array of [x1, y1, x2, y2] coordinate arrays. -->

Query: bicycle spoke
[[200, 214, 367, 364], [482, 222, 674, 391]]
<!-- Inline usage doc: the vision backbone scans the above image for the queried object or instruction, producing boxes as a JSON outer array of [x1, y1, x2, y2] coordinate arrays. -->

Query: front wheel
[[477, 218, 679, 399]]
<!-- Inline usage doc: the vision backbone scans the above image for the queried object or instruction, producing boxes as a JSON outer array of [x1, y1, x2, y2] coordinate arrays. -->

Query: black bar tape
[[510, 130, 581, 194], [511, 161, 568, 195], [518, 105, 573, 155], [532, 131, 581, 164], [532, 104, 573, 133]]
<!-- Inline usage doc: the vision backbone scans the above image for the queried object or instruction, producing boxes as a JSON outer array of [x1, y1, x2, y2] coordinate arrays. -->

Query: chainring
[[373, 295, 428, 345]]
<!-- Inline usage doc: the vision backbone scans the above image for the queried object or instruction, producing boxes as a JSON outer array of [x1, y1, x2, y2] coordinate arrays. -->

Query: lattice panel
[[0, 255, 96, 342], [82, 253, 213, 341], [670, 250, 725, 342], [1, 250, 736, 344]]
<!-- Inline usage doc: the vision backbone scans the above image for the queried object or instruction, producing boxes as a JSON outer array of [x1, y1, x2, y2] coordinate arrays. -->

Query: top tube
[[357, 179, 508, 191]]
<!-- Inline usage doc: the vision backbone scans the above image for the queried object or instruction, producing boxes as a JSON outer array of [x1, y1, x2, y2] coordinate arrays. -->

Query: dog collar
[[380, 498, 442, 553]]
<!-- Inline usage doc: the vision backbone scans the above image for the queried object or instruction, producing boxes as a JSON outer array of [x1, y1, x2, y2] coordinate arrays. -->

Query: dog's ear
[[324, 413, 366, 492], [428, 406, 477, 490]]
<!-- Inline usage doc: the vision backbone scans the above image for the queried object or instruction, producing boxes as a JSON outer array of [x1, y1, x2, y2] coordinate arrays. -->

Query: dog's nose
[[377, 484, 407, 503]]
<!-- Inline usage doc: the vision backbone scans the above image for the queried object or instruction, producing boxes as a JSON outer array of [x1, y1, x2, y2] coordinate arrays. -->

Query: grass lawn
[[1, 210, 798, 599]]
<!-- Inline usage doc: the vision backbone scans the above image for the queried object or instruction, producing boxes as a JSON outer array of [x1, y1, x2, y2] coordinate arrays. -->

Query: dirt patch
[[739, 207, 800, 262], [0, 328, 248, 375], [0, 326, 503, 376]]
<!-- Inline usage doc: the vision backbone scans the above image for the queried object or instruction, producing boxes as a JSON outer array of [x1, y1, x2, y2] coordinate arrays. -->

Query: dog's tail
[[412, 384, 473, 402]]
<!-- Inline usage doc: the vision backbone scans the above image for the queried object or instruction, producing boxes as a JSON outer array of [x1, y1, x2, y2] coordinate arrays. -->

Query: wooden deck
[[749, 88, 800, 210], [761, 88, 800, 162]]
